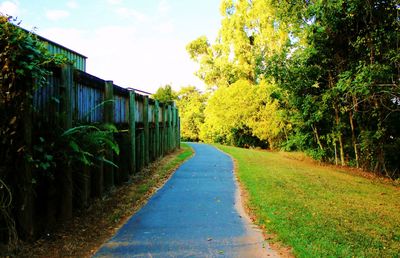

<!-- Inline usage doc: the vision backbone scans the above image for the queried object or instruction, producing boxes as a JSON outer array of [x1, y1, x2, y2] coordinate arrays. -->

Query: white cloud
[[0, 0, 19, 17], [157, 0, 170, 15], [46, 9, 70, 21], [115, 7, 148, 22], [39, 27, 87, 54], [38, 24, 205, 93], [66, 0, 78, 9]]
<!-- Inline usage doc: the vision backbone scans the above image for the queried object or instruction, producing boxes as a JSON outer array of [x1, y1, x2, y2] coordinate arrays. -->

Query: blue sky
[[0, 0, 222, 92]]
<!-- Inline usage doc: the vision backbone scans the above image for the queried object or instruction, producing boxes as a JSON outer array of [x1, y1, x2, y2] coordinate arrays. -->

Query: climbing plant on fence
[[0, 15, 116, 246], [0, 15, 64, 245]]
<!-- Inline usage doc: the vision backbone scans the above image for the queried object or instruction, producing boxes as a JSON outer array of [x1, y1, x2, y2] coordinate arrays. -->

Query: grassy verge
[[217, 145, 400, 257], [19, 143, 193, 257]]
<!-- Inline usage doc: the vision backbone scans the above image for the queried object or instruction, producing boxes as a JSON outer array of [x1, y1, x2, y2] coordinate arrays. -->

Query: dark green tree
[[152, 84, 177, 103]]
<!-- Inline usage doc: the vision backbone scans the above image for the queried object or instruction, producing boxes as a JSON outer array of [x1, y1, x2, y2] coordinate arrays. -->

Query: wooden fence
[[26, 63, 180, 233], [33, 64, 180, 161]]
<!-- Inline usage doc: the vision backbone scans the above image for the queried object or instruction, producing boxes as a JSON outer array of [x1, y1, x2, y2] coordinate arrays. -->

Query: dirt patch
[[12, 147, 192, 257]]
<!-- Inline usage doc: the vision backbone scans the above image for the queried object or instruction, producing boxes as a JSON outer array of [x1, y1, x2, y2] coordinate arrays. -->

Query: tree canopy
[[175, 86, 207, 142], [183, 0, 399, 177], [151, 84, 177, 103]]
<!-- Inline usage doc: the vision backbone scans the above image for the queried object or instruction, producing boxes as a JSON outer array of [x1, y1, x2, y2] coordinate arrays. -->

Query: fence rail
[[34, 67, 179, 126], [30, 63, 180, 223]]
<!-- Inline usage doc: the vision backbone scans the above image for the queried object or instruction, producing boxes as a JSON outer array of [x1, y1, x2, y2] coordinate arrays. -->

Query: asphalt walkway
[[95, 143, 278, 257]]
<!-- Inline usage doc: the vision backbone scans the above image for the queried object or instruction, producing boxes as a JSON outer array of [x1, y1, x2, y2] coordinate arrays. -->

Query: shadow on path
[[95, 143, 278, 257]]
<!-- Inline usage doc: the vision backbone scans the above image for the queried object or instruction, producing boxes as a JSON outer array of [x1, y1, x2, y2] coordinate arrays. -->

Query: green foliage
[[151, 84, 177, 103], [61, 123, 120, 168], [0, 15, 120, 174], [187, 35, 240, 88], [176, 86, 207, 142], [0, 16, 122, 244], [219, 145, 400, 257], [187, 0, 400, 176], [0, 15, 69, 246], [200, 79, 289, 149], [0, 16, 64, 169]]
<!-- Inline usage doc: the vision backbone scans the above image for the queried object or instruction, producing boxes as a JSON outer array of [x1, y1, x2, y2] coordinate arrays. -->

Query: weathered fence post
[[140, 129, 145, 169], [155, 100, 160, 158], [129, 91, 136, 174], [162, 105, 167, 155], [172, 105, 176, 150], [149, 102, 155, 162], [79, 165, 91, 208], [91, 161, 104, 198], [176, 109, 181, 149], [168, 105, 172, 152], [60, 63, 74, 221], [16, 79, 35, 239], [143, 96, 150, 166], [104, 80, 114, 190]]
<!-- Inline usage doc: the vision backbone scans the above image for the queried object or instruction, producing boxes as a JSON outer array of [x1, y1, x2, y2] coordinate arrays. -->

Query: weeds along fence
[[16, 63, 180, 239]]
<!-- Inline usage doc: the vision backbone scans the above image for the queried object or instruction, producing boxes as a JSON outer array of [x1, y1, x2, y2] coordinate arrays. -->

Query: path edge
[[213, 144, 293, 258], [94, 144, 196, 255]]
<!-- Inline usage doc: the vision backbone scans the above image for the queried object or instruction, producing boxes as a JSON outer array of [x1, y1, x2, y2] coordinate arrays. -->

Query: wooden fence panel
[[76, 83, 104, 123], [33, 69, 61, 116], [30, 67, 180, 233], [136, 98, 144, 123]]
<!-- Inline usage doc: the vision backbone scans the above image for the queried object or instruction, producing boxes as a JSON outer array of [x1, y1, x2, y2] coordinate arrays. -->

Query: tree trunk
[[311, 124, 324, 151], [334, 141, 338, 165], [349, 110, 359, 168], [334, 106, 345, 166]]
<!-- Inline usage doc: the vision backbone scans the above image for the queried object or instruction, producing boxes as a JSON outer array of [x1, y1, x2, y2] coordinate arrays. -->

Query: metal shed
[[37, 34, 87, 71], [21, 27, 87, 71]]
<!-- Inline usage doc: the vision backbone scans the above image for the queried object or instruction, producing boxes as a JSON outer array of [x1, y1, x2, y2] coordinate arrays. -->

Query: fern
[[61, 123, 119, 168]]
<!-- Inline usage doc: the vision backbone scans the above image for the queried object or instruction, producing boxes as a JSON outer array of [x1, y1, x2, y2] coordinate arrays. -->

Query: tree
[[176, 86, 207, 142], [187, 0, 400, 177], [187, 0, 290, 89], [151, 84, 177, 103], [200, 79, 288, 148]]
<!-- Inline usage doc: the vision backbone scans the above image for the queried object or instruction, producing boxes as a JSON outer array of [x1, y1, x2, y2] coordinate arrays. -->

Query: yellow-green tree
[[176, 86, 207, 141], [200, 79, 289, 149], [187, 0, 290, 89]]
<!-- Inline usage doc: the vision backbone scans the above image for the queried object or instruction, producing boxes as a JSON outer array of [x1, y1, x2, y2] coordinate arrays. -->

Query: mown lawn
[[217, 145, 400, 258]]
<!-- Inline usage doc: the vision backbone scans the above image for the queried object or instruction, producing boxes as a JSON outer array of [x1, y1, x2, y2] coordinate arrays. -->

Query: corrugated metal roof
[[20, 26, 87, 71], [35, 33, 87, 59], [20, 26, 87, 59]]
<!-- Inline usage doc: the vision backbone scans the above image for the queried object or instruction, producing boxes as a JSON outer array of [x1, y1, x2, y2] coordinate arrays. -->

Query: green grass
[[217, 145, 400, 258], [156, 142, 194, 174]]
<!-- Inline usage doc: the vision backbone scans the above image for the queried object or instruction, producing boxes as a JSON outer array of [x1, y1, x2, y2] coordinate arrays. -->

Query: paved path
[[95, 143, 278, 257]]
